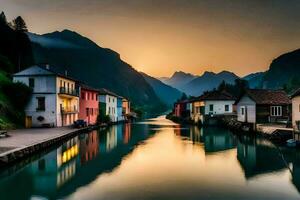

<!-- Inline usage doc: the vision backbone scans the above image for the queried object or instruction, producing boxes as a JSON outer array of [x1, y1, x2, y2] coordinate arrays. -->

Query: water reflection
[[1, 117, 300, 199]]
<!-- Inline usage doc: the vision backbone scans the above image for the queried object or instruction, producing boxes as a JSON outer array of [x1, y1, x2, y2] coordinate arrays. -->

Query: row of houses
[[13, 65, 131, 128], [174, 88, 300, 132]]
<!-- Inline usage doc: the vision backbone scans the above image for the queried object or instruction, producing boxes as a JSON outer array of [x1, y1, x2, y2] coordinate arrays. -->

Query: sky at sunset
[[1, 0, 300, 77]]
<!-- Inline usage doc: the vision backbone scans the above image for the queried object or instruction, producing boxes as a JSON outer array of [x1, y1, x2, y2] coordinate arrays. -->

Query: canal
[[1, 116, 300, 200]]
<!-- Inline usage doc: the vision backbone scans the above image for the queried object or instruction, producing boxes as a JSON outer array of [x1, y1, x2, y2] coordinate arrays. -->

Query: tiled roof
[[80, 84, 100, 93], [243, 89, 291, 105], [198, 90, 236, 101]]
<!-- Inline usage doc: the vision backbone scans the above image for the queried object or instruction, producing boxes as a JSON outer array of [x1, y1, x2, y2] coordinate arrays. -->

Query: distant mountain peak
[[171, 71, 195, 78]]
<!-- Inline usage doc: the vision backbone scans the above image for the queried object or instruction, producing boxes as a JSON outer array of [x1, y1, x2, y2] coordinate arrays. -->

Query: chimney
[[45, 64, 50, 70], [65, 70, 68, 76]]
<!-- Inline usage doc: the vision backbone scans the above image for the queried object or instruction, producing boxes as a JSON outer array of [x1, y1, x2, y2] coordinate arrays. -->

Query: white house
[[190, 91, 236, 123], [99, 88, 119, 122], [13, 65, 80, 127]]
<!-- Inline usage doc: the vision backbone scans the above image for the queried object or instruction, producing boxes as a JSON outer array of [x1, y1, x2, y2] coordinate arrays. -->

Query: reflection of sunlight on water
[[136, 115, 178, 126]]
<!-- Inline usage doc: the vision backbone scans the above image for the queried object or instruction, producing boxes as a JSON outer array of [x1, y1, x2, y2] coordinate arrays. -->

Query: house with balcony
[[13, 65, 80, 127], [79, 85, 99, 125], [98, 88, 119, 122]]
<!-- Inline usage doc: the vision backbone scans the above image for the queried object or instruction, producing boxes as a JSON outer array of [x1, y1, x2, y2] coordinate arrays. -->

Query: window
[[271, 106, 282, 116], [36, 97, 45, 111], [86, 108, 89, 116], [109, 97, 110, 102], [81, 92, 85, 99], [241, 107, 245, 115], [225, 105, 229, 112], [60, 80, 63, 87], [88, 93, 90, 100], [108, 107, 111, 114], [29, 78, 34, 88], [209, 104, 214, 112]]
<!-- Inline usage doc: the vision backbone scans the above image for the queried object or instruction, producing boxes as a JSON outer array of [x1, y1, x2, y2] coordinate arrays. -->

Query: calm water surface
[[1, 116, 300, 200]]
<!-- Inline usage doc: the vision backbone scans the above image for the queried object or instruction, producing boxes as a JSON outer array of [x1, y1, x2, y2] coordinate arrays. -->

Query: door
[[25, 116, 32, 128]]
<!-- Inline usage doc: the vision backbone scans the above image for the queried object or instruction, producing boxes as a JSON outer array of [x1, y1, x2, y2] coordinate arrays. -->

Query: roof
[[14, 65, 81, 82], [238, 89, 291, 105], [291, 88, 300, 98], [80, 84, 100, 93], [98, 88, 123, 98], [190, 90, 235, 102]]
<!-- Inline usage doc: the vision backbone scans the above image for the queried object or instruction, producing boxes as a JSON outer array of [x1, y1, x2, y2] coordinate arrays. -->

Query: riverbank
[[0, 125, 103, 167]]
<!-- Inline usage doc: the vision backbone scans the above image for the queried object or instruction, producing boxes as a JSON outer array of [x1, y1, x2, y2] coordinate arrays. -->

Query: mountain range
[[160, 70, 239, 96], [28, 30, 166, 113], [141, 72, 182, 106]]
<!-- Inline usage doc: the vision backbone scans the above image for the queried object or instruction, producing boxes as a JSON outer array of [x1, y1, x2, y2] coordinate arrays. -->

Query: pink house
[[79, 85, 99, 125]]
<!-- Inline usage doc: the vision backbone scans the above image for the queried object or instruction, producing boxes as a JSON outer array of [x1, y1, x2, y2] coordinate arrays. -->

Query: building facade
[[236, 89, 291, 125], [190, 91, 236, 124], [79, 85, 99, 125], [13, 65, 79, 127], [99, 88, 118, 122]]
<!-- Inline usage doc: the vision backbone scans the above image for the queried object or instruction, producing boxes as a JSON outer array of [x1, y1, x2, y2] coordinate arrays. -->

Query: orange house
[[79, 85, 99, 125]]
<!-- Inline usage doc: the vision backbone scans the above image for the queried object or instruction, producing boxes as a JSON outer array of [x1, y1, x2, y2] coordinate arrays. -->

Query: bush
[[97, 114, 111, 124], [2, 81, 32, 110]]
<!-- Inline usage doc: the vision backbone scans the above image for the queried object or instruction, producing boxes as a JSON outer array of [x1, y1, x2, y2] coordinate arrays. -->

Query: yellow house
[[56, 76, 79, 127]]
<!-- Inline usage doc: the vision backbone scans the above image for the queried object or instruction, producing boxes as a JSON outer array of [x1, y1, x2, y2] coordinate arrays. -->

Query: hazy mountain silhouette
[[141, 72, 182, 106], [180, 71, 239, 96], [159, 71, 197, 90], [243, 72, 265, 89], [28, 30, 166, 112]]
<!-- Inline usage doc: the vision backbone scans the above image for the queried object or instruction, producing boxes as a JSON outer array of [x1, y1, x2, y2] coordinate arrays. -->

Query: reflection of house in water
[[237, 135, 287, 178], [28, 136, 79, 197], [174, 125, 182, 136], [123, 123, 131, 144], [177, 126, 236, 152], [79, 130, 99, 164], [202, 127, 236, 153], [105, 125, 123, 152]]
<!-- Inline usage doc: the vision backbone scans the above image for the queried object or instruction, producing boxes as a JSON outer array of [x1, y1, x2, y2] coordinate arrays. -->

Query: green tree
[[0, 11, 7, 25], [12, 16, 28, 32], [2, 81, 32, 110]]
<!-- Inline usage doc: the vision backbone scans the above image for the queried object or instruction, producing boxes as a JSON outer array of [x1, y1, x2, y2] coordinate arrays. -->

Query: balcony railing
[[61, 106, 78, 114], [59, 87, 79, 97]]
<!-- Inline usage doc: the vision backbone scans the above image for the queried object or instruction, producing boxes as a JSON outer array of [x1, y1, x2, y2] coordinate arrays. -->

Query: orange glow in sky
[[2, 0, 300, 77]]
